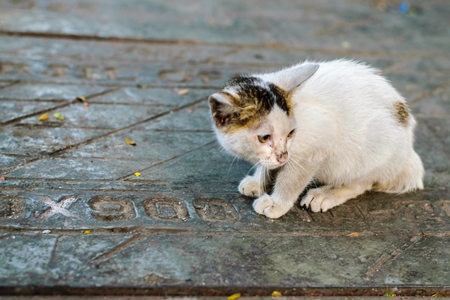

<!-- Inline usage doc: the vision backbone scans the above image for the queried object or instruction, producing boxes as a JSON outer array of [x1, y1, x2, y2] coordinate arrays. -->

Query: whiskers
[[257, 163, 270, 196], [216, 144, 242, 176], [245, 161, 270, 196], [227, 153, 241, 175], [288, 153, 318, 189]]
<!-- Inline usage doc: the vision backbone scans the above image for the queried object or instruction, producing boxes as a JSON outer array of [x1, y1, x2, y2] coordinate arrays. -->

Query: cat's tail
[[373, 150, 424, 193]]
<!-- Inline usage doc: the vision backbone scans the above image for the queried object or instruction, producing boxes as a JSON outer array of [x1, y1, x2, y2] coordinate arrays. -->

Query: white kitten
[[209, 59, 424, 219]]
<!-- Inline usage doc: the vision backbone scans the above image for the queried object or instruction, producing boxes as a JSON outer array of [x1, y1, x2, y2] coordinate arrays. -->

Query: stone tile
[[66, 130, 215, 161], [0, 127, 111, 156], [64, 234, 446, 287], [414, 118, 450, 189], [4, 157, 155, 180], [138, 103, 212, 132], [0, 82, 13, 88], [412, 87, 450, 117], [0, 54, 265, 86], [385, 73, 449, 102], [370, 236, 450, 285], [45, 234, 136, 284], [0, 83, 109, 100], [18, 102, 169, 130], [215, 48, 399, 71], [0, 36, 235, 64], [136, 142, 249, 185], [0, 233, 134, 285], [93, 87, 214, 107], [0, 100, 63, 124], [0, 234, 58, 285], [1, 0, 449, 55], [0, 155, 31, 171]]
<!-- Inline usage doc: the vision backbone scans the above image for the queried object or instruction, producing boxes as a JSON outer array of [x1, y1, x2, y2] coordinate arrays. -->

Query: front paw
[[300, 188, 337, 213], [253, 194, 289, 219], [239, 175, 264, 197]]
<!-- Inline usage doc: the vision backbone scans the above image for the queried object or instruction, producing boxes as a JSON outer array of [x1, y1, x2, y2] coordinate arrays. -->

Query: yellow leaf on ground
[[227, 293, 241, 300], [136, 84, 149, 89], [38, 113, 49, 121], [271, 291, 282, 297], [83, 230, 91, 234], [134, 172, 141, 177], [347, 232, 359, 237], [125, 138, 136, 146], [342, 41, 351, 49], [177, 88, 190, 95], [53, 112, 64, 120]]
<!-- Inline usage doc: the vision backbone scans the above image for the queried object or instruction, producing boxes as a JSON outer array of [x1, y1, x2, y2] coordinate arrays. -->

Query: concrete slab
[[1, 0, 449, 54], [0, 0, 449, 297]]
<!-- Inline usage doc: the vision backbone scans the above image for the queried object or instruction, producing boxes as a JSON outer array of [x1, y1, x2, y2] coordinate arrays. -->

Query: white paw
[[239, 175, 264, 197], [253, 194, 289, 219], [300, 188, 338, 213]]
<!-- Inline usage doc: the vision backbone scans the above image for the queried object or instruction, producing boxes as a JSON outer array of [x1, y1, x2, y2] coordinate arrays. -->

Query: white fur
[[213, 59, 424, 218]]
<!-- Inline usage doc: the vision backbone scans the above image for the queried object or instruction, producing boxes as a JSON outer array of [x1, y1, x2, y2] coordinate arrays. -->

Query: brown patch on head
[[214, 75, 292, 132], [394, 101, 410, 126]]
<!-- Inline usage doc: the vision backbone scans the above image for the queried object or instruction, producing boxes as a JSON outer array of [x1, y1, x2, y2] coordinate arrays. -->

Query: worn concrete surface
[[2, 298, 450, 300], [0, 0, 450, 297]]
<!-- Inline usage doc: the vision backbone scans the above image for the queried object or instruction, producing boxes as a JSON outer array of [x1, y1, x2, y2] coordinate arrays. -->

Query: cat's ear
[[209, 92, 239, 128], [276, 63, 319, 93]]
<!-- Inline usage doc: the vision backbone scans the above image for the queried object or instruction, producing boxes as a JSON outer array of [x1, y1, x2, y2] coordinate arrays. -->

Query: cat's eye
[[258, 135, 270, 143], [287, 129, 296, 138]]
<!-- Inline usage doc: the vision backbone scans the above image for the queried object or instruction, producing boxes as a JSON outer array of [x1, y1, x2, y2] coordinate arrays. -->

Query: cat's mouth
[[260, 158, 288, 169]]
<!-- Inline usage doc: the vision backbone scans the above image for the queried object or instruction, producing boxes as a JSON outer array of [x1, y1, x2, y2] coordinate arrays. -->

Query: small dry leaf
[[177, 88, 190, 95], [83, 230, 91, 235], [75, 96, 86, 102], [53, 112, 64, 120], [227, 293, 241, 300], [134, 172, 141, 177], [38, 113, 49, 121], [74, 96, 88, 109], [136, 84, 149, 89], [342, 41, 351, 49], [271, 291, 282, 297], [347, 232, 359, 237], [125, 138, 136, 146]]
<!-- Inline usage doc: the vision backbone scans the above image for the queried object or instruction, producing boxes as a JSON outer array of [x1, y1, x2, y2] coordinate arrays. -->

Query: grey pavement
[[0, 0, 449, 298]]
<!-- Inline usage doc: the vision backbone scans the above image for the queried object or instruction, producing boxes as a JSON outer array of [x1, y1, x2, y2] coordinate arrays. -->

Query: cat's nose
[[276, 151, 288, 164]]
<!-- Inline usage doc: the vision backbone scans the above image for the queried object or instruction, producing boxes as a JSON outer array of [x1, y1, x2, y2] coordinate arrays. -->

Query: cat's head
[[209, 63, 319, 169]]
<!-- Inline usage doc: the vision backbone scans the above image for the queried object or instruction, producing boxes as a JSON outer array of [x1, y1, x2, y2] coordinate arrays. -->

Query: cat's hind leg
[[301, 182, 372, 213], [374, 150, 424, 193], [239, 165, 270, 197]]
